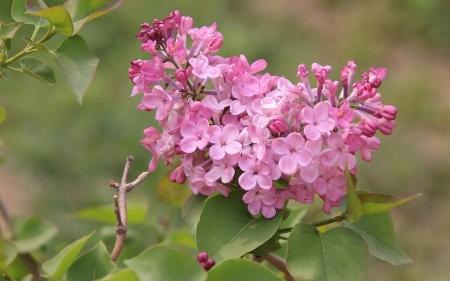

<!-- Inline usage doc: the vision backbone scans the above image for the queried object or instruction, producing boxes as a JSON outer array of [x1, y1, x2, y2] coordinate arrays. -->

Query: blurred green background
[[1, 0, 450, 280]]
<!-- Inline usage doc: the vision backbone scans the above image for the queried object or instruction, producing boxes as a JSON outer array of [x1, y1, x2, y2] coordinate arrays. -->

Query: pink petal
[[260, 193, 277, 205], [180, 121, 197, 138], [327, 187, 342, 202], [287, 133, 305, 150], [230, 100, 246, 115], [327, 133, 343, 149], [243, 190, 256, 204], [225, 141, 242, 155], [257, 174, 272, 190], [209, 144, 226, 160], [294, 148, 312, 166], [196, 118, 210, 134], [262, 206, 276, 218], [320, 149, 339, 166], [205, 165, 225, 182], [222, 124, 239, 140], [314, 102, 330, 121], [141, 95, 163, 109], [222, 167, 235, 183], [248, 200, 262, 215], [180, 138, 198, 153], [238, 154, 255, 172], [279, 154, 298, 175], [300, 164, 318, 183], [313, 178, 327, 195], [238, 171, 257, 190], [271, 138, 290, 154], [208, 125, 222, 143], [317, 118, 335, 132], [304, 124, 321, 141], [338, 153, 356, 170], [301, 106, 315, 123]]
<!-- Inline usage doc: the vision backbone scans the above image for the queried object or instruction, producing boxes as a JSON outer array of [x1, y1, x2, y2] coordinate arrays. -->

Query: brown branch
[[109, 156, 149, 262], [263, 253, 295, 281]]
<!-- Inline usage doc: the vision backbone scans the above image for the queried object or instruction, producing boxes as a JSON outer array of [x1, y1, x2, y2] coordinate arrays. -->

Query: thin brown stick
[[109, 156, 149, 262], [264, 253, 295, 281]]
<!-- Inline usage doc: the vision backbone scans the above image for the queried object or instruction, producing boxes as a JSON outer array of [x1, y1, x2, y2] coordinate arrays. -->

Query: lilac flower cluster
[[128, 11, 397, 218]]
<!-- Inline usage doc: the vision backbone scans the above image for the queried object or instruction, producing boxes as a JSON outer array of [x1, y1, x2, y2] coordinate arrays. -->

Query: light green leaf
[[42, 231, 95, 280], [71, 200, 147, 224], [344, 166, 363, 223], [196, 190, 283, 264], [359, 193, 421, 215], [11, 0, 49, 26], [124, 245, 207, 281], [286, 223, 368, 281], [182, 194, 207, 218], [342, 212, 412, 265], [63, 0, 123, 34], [19, 56, 56, 84], [4, 255, 29, 281], [67, 241, 116, 281], [280, 204, 308, 229], [48, 35, 99, 104], [13, 217, 58, 252], [168, 229, 196, 250], [95, 269, 139, 281], [0, 107, 6, 124], [27, 6, 74, 37], [0, 22, 25, 39], [1, 240, 18, 270], [206, 259, 283, 281]]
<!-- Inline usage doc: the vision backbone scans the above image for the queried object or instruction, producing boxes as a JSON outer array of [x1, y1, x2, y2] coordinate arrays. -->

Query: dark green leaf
[[0, 22, 25, 39], [249, 236, 282, 257], [286, 223, 368, 281], [95, 269, 139, 281], [206, 259, 283, 281], [342, 212, 412, 265], [359, 193, 421, 215], [124, 245, 207, 281], [344, 166, 363, 223], [13, 217, 58, 252], [196, 190, 283, 263], [182, 194, 207, 218], [0, 107, 6, 124], [27, 6, 74, 36], [4, 255, 29, 281], [71, 200, 147, 224], [67, 241, 116, 281], [63, 0, 123, 34], [19, 56, 56, 84], [42, 231, 95, 280], [11, 0, 49, 26], [48, 35, 99, 103]]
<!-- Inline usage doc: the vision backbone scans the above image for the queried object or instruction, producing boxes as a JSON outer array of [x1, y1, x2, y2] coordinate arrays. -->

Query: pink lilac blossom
[[128, 11, 397, 218]]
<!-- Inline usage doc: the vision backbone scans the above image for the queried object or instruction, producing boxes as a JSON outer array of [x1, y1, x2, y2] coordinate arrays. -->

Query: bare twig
[[263, 253, 295, 281], [109, 156, 149, 262]]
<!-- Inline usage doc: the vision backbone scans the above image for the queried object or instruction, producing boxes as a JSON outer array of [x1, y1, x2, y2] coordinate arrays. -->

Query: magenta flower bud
[[204, 258, 216, 271], [128, 60, 142, 81], [170, 166, 186, 184], [207, 36, 223, 54], [378, 118, 396, 135], [296, 63, 308, 78], [179, 16, 194, 34], [269, 116, 289, 134], [197, 252, 208, 263], [380, 105, 397, 120]]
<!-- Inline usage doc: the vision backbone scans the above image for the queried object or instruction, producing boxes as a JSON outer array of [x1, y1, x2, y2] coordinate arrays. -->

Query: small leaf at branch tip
[[359, 193, 422, 215], [344, 165, 363, 223]]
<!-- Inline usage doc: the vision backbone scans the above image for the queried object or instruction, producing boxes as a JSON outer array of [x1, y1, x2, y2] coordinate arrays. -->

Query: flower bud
[[179, 16, 194, 34], [268, 116, 288, 134], [197, 252, 208, 263], [170, 166, 186, 184]]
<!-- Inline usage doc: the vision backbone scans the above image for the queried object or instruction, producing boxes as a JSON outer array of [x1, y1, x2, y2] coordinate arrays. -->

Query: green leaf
[[4, 255, 29, 281], [72, 200, 147, 224], [286, 223, 368, 281], [124, 245, 207, 281], [248, 236, 282, 257], [359, 193, 421, 215], [27, 6, 74, 37], [344, 166, 363, 223], [0, 107, 6, 124], [95, 269, 139, 281], [66, 241, 116, 281], [11, 0, 49, 26], [63, 0, 123, 34], [182, 194, 207, 218], [196, 190, 283, 263], [48, 35, 99, 103], [0, 22, 25, 39], [206, 259, 283, 281], [280, 204, 308, 229], [342, 212, 412, 265], [1, 240, 18, 270], [42, 231, 95, 280], [13, 217, 58, 252], [19, 56, 56, 84]]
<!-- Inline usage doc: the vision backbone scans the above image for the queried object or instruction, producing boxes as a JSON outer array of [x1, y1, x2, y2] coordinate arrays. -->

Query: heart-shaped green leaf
[[95, 269, 139, 281], [124, 245, 206, 281], [66, 241, 116, 281], [182, 194, 207, 218], [11, 0, 49, 26], [42, 231, 94, 280], [342, 212, 412, 265], [359, 193, 421, 215], [48, 35, 99, 103], [286, 223, 368, 281], [63, 0, 123, 34], [344, 166, 363, 223], [196, 190, 283, 263], [27, 6, 74, 36], [0, 22, 25, 39], [19, 57, 56, 84], [206, 259, 283, 281], [13, 217, 58, 252]]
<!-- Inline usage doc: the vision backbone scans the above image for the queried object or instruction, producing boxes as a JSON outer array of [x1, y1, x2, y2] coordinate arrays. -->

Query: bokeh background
[[1, 0, 450, 280]]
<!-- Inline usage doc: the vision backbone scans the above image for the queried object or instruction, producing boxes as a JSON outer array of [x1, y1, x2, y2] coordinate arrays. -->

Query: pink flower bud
[[204, 258, 216, 271], [207, 36, 223, 54], [179, 16, 194, 34], [170, 166, 186, 184], [380, 105, 397, 120], [197, 252, 208, 263], [296, 64, 308, 78], [269, 116, 289, 134]]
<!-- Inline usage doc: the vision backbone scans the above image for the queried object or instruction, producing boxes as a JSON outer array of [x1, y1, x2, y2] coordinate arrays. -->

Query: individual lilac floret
[[129, 10, 398, 218]]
